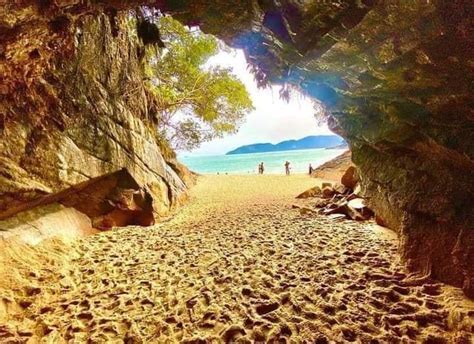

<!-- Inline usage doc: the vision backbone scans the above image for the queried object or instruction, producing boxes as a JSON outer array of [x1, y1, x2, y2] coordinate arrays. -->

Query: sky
[[182, 49, 334, 156]]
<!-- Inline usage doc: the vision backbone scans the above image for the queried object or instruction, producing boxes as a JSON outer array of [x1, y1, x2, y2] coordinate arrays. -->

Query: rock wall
[[311, 150, 353, 182], [0, 204, 95, 245], [1, 10, 192, 232], [1, 1, 473, 296]]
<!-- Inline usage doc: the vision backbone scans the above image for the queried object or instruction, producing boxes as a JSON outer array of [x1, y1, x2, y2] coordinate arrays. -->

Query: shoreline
[[200, 172, 314, 176], [180, 148, 348, 175]]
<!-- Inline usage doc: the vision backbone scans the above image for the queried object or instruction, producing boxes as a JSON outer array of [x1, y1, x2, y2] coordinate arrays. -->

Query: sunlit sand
[[1, 175, 472, 342]]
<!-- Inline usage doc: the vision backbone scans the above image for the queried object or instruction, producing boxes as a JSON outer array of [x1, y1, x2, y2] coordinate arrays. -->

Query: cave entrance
[[142, 14, 342, 177], [1, 2, 473, 342], [150, 18, 363, 221], [146, 17, 377, 247], [177, 46, 344, 176]]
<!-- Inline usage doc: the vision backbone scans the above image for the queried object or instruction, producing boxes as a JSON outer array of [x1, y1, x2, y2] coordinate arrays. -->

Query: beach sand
[[1, 175, 473, 343]]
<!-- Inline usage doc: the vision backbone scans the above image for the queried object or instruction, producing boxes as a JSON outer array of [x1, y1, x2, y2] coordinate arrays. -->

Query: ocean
[[179, 148, 346, 174]]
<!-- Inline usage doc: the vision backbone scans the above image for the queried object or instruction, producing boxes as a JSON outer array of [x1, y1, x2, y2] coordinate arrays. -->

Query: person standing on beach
[[260, 162, 265, 174], [308, 163, 313, 175], [285, 161, 291, 175]]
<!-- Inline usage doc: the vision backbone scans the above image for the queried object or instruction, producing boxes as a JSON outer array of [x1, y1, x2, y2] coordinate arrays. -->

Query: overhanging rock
[[0, 169, 157, 231]]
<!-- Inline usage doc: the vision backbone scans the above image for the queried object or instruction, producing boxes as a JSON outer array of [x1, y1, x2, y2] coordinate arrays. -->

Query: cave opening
[[0, 1, 473, 342]]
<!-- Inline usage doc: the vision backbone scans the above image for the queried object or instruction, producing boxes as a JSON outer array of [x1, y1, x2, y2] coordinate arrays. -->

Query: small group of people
[[257, 161, 294, 175]]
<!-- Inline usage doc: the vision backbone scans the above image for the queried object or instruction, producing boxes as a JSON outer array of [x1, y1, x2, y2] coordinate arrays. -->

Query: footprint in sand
[[1, 176, 473, 343]]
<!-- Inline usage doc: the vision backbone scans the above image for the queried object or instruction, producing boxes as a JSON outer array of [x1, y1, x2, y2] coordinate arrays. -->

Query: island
[[226, 135, 345, 155]]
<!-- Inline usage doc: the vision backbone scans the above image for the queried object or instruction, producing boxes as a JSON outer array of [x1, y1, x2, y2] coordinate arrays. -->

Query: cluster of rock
[[296, 166, 376, 223]]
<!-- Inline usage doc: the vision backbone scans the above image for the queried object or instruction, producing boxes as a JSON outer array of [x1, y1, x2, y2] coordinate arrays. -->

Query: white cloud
[[183, 49, 334, 156]]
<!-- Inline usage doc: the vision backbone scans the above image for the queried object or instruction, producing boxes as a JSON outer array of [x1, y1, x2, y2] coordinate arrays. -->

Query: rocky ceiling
[[1, 1, 473, 297]]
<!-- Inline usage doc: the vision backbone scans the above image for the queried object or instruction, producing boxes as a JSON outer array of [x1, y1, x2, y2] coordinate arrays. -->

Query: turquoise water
[[179, 148, 346, 174]]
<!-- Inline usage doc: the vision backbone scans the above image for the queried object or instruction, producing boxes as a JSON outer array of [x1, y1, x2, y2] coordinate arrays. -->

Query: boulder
[[320, 201, 367, 221], [313, 191, 375, 221], [341, 166, 359, 190], [322, 187, 335, 199], [313, 198, 330, 208], [296, 186, 322, 199], [353, 184, 362, 197], [320, 203, 348, 216], [333, 183, 349, 195], [322, 202, 365, 221], [346, 198, 365, 210], [345, 207, 367, 222], [347, 198, 374, 220], [58, 169, 156, 229]]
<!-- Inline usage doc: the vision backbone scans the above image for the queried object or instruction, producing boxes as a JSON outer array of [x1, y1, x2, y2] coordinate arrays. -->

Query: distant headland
[[226, 135, 346, 155]]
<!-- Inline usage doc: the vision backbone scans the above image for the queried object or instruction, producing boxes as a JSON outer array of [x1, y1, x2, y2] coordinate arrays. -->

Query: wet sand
[[1, 175, 473, 343]]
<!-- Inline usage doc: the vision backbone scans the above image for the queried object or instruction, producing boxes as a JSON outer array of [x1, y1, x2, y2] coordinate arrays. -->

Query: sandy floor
[[1, 175, 473, 343]]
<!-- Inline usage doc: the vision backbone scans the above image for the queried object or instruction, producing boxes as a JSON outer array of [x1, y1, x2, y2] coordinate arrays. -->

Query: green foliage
[[145, 16, 254, 151]]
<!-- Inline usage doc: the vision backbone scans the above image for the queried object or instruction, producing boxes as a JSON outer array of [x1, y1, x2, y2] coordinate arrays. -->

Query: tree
[[144, 16, 254, 151]]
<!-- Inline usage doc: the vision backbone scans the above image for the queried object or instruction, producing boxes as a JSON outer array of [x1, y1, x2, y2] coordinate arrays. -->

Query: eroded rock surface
[[1, 11, 192, 232], [0, 204, 94, 245]]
